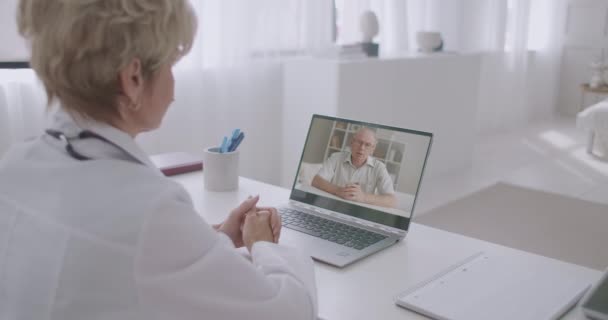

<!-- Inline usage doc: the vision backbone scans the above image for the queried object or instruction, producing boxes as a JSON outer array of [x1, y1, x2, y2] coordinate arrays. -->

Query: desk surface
[[172, 173, 601, 320]]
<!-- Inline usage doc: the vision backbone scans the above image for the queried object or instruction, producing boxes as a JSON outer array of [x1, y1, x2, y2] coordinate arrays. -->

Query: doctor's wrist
[[246, 239, 274, 253], [216, 226, 241, 247], [216, 231, 239, 248]]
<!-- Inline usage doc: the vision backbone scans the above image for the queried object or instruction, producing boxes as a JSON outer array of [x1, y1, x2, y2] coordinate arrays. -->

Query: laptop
[[278, 115, 433, 267]]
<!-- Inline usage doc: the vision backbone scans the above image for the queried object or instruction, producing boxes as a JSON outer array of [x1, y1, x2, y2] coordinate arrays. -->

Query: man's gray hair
[[354, 126, 377, 145]]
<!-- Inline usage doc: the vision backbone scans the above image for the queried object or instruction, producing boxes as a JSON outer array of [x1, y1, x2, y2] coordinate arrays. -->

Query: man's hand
[[335, 186, 350, 199], [341, 183, 366, 202], [213, 196, 282, 247]]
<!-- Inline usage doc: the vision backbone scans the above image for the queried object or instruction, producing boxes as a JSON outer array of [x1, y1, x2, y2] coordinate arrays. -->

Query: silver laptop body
[[279, 115, 433, 268]]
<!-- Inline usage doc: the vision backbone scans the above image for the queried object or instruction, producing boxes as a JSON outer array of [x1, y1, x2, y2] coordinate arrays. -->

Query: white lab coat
[[0, 110, 317, 320]]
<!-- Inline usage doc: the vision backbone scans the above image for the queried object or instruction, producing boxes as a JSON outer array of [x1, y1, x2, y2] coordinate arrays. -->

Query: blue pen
[[219, 136, 228, 153], [231, 128, 240, 141], [228, 132, 245, 152], [229, 133, 244, 152]]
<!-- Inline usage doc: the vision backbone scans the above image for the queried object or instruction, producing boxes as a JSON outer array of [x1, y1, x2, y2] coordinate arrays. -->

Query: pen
[[231, 129, 241, 141], [228, 132, 245, 152], [219, 136, 228, 153]]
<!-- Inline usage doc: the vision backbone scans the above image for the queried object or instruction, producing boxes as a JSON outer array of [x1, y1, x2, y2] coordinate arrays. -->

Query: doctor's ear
[[118, 58, 145, 113]]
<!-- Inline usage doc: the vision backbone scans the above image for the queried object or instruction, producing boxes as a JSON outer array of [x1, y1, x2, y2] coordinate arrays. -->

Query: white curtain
[[0, 70, 48, 156], [475, 0, 567, 133], [526, 0, 568, 121], [475, 0, 532, 133], [193, 0, 332, 68], [0, 1, 39, 156]]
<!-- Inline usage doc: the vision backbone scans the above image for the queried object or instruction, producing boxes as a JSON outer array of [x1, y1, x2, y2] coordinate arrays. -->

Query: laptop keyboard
[[279, 208, 387, 250]]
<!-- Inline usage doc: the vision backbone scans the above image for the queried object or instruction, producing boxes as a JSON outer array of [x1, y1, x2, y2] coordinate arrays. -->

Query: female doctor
[[0, 0, 316, 319]]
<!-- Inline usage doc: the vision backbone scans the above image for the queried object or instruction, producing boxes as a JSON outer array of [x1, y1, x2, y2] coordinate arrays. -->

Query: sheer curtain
[[475, 0, 567, 133], [0, 70, 48, 156], [475, 0, 532, 133], [526, 0, 568, 121]]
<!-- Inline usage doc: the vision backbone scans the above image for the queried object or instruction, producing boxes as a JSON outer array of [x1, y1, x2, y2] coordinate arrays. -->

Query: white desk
[[172, 173, 601, 320]]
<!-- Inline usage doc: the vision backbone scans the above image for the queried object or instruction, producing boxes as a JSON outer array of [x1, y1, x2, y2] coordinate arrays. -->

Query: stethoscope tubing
[[45, 129, 145, 165]]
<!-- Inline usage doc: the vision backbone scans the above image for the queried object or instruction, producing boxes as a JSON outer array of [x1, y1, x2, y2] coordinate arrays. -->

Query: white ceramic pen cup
[[202, 147, 239, 191]]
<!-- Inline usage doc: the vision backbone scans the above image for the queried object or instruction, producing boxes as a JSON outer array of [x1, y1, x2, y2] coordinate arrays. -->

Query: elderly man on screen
[[312, 127, 397, 208]]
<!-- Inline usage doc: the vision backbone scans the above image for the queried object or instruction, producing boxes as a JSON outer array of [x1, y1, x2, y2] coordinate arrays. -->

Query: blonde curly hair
[[17, 0, 197, 122]]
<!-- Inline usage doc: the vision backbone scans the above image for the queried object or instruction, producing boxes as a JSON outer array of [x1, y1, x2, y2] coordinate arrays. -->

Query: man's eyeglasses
[[352, 138, 375, 149]]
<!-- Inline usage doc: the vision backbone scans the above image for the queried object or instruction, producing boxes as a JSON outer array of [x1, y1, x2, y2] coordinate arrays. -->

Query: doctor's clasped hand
[[213, 195, 282, 249]]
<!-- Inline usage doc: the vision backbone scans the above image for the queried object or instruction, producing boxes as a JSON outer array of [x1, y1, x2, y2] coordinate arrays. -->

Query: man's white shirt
[[317, 151, 394, 195]]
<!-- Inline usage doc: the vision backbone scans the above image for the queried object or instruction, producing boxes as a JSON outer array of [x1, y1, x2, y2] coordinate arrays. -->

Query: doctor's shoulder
[[79, 159, 195, 206]]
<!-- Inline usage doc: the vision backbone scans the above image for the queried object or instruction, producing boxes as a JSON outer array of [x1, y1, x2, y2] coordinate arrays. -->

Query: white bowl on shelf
[[416, 31, 442, 52]]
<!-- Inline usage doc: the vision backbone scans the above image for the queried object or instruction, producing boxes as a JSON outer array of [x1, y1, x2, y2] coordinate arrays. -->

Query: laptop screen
[[290, 115, 433, 231]]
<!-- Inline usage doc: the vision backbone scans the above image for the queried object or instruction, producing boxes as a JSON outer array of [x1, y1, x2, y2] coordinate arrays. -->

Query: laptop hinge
[[290, 201, 406, 237]]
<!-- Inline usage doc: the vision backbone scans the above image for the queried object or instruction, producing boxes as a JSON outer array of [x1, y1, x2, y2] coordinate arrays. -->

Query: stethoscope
[[45, 129, 145, 165]]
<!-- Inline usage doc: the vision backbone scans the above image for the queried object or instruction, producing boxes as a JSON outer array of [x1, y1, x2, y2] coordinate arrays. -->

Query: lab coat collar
[[49, 108, 159, 171]]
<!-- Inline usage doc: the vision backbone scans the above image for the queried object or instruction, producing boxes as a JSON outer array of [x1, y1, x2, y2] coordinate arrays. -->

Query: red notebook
[[150, 152, 203, 176]]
